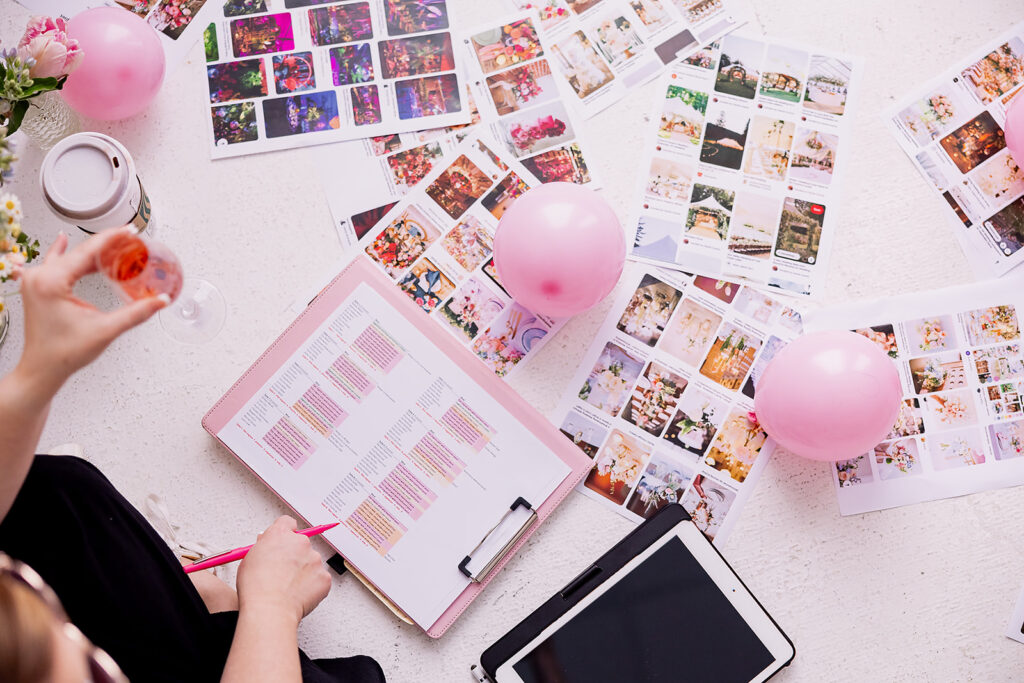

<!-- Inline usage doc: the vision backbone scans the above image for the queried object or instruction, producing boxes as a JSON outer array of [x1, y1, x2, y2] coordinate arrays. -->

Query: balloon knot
[[540, 280, 560, 296]]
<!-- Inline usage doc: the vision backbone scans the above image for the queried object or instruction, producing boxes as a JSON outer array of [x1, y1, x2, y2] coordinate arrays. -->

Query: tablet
[[478, 505, 794, 683]]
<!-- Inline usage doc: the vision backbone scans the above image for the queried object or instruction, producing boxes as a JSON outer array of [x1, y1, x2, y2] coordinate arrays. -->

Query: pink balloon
[[493, 183, 624, 317], [1007, 95, 1024, 166], [753, 330, 901, 462], [62, 7, 165, 120]]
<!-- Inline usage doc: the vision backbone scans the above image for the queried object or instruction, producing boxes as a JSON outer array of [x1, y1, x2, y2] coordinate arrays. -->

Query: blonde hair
[[0, 574, 54, 683]]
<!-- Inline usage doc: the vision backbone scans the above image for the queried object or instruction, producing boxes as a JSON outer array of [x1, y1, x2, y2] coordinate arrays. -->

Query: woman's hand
[[14, 228, 168, 394], [0, 228, 167, 523], [223, 516, 331, 682], [236, 516, 332, 626]]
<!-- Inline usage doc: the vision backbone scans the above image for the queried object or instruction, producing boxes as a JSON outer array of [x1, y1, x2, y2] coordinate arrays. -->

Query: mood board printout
[[315, 13, 601, 248], [886, 22, 1024, 278], [201, 0, 472, 158], [314, 92, 476, 248], [214, 280, 570, 630], [554, 266, 802, 542], [346, 132, 566, 380], [507, 0, 748, 118], [16, 0, 219, 71], [805, 277, 1024, 515], [1006, 585, 1024, 645], [628, 36, 859, 298]]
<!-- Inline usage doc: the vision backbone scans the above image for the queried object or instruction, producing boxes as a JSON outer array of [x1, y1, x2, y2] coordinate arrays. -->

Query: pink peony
[[17, 16, 83, 79], [18, 16, 64, 48]]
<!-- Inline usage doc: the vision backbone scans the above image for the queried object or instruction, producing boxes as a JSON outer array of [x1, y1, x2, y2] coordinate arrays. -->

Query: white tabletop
[[2, 1, 1024, 680]]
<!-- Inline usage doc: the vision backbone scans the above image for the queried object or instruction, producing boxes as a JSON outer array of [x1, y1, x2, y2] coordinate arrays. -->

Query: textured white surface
[[3, 1, 1024, 680]]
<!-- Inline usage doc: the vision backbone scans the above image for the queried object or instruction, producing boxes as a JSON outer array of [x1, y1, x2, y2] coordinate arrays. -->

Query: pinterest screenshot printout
[[312, 132, 567, 383], [886, 21, 1024, 278], [200, 0, 472, 157], [215, 281, 570, 630], [315, 12, 601, 248], [1007, 586, 1024, 645], [509, 0, 749, 118], [553, 266, 802, 543], [806, 276, 1024, 515], [628, 35, 859, 298]]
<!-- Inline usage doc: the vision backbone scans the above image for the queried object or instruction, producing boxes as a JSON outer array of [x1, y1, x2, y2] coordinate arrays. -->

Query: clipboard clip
[[458, 497, 537, 583]]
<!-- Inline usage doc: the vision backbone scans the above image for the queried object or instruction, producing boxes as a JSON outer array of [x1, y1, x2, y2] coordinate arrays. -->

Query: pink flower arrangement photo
[[1, 16, 83, 134], [148, 0, 208, 40]]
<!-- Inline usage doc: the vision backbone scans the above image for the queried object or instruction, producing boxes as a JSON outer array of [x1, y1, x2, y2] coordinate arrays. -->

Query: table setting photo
[[0, 0, 1023, 681]]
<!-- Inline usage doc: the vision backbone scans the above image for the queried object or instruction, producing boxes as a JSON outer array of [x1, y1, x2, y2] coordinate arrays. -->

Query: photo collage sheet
[[202, 0, 471, 158], [1007, 587, 1024, 645], [629, 35, 858, 298], [806, 278, 1024, 515], [887, 21, 1024, 277], [314, 104, 473, 248], [316, 11, 601, 248], [508, 0, 747, 118], [351, 132, 566, 380], [554, 267, 802, 541], [18, 0, 219, 69]]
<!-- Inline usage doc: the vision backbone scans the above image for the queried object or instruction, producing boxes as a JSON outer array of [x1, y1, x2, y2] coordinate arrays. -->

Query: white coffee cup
[[40, 132, 152, 234]]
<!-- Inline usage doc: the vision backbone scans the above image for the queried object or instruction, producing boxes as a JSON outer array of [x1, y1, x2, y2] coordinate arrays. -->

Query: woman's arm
[[221, 516, 332, 683], [0, 367, 55, 526], [0, 229, 166, 522]]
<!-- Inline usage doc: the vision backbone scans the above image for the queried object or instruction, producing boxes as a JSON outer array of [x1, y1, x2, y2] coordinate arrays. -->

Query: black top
[[0, 455, 385, 683]]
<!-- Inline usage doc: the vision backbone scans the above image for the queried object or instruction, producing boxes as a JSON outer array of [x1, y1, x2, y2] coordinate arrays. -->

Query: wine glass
[[96, 229, 226, 344]]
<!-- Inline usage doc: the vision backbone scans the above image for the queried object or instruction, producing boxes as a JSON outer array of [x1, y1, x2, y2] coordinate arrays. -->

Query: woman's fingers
[[63, 226, 136, 282], [41, 232, 69, 264], [274, 516, 298, 532], [101, 293, 169, 339]]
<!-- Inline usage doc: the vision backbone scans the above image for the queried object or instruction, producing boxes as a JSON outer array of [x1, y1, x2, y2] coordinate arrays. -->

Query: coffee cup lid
[[40, 133, 132, 221]]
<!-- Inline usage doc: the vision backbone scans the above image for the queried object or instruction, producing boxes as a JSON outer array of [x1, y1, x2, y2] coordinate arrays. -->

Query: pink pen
[[182, 522, 340, 574]]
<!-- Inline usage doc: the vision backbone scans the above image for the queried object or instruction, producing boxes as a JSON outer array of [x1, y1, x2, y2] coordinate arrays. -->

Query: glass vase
[[0, 306, 9, 351], [18, 91, 81, 150]]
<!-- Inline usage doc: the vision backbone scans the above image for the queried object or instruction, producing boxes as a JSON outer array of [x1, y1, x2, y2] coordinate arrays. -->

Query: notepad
[[203, 258, 591, 636]]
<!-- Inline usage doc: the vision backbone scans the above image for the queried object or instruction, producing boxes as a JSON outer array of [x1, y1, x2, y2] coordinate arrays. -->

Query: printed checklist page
[[216, 280, 569, 630]]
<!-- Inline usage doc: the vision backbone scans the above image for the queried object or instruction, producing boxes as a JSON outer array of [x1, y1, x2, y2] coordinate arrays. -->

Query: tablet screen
[[511, 537, 774, 682]]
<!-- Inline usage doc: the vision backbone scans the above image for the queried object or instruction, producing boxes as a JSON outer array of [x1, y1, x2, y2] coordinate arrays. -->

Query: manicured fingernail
[[157, 293, 171, 305]]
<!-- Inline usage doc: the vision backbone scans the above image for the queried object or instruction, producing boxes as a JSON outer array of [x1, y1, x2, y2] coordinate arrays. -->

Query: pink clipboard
[[203, 257, 592, 638]]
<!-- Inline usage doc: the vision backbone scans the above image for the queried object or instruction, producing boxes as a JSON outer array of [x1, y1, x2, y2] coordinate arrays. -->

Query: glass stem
[[179, 298, 200, 320]]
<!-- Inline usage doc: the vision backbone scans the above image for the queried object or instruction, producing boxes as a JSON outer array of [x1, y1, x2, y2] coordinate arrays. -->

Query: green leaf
[[25, 239, 40, 263], [6, 100, 28, 135], [22, 77, 60, 98]]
